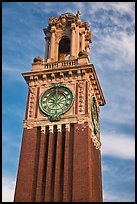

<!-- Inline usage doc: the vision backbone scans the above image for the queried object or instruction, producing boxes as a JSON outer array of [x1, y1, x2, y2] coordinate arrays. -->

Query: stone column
[[55, 42, 59, 61], [70, 23, 76, 57], [45, 36, 50, 62], [76, 26, 80, 57], [85, 42, 90, 55], [50, 26, 56, 60], [81, 28, 85, 51]]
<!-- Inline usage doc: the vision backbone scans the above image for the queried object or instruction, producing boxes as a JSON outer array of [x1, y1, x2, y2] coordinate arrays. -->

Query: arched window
[[58, 37, 70, 61]]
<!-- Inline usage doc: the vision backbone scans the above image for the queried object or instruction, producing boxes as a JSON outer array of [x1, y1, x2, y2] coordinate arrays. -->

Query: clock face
[[39, 84, 74, 121], [90, 96, 99, 134]]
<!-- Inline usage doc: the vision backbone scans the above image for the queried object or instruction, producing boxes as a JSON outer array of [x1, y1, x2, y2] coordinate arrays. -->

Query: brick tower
[[14, 11, 106, 202]]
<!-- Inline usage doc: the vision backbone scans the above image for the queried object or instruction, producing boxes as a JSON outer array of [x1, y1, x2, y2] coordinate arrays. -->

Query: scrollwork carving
[[91, 131, 101, 150]]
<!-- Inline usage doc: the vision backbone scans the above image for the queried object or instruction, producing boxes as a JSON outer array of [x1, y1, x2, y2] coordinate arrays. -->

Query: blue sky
[[2, 2, 135, 202]]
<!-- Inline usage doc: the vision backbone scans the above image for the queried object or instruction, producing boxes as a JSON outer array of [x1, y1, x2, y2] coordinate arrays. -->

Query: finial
[[48, 16, 53, 25], [77, 10, 80, 15], [49, 16, 53, 21], [76, 10, 81, 21]]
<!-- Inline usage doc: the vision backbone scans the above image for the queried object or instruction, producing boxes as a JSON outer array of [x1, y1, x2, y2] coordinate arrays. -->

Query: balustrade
[[44, 59, 78, 69]]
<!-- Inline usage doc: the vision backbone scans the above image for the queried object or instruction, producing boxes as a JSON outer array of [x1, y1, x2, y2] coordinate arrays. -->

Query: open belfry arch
[[14, 11, 106, 202], [44, 11, 92, 62]]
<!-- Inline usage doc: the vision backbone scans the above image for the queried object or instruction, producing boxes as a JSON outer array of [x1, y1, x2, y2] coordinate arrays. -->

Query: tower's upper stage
[[43, 11, 92, 62]]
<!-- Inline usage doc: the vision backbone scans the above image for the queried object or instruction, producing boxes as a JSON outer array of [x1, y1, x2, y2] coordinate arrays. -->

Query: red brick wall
[[14, 123, 103, 202], [14, 127, 41, 202], [90, 139, 103, 201], [35, 126, 49, 201], [72, 122, 103, 202]]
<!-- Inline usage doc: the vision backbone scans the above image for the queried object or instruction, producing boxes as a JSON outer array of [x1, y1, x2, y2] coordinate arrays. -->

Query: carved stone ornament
[[26, 123, 34, 129], [78, 50, 88, 57], [91, 131, 101, 150], [49, 16, 59, 26], [47, 12, 89, 30], [33, 56, 43, 63], [85, 31, 92, 43]]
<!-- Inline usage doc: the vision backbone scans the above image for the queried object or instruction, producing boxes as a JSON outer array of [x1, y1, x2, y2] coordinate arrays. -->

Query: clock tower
[[14, 11, 106, 202]]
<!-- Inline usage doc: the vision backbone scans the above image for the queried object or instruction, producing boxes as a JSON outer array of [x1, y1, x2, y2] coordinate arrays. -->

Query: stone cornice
[[22, 61, 106, 106]]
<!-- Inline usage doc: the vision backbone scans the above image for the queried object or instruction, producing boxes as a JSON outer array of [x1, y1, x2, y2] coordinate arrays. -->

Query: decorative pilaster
[[28, 87, 36, 119], [72, 122, 90, 201], [54, 124, 63, 201], [35, 126, 46, 201], [63, 124, 71, 202], [78, 80, 85, 114], [44, 125, 54, 202]]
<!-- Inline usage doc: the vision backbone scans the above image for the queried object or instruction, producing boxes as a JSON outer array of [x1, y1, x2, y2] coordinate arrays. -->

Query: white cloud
[[103, 191, 135, 202], [102, 163, 110, 172], [31, 2, 60, 14], [98, 65, 135, 127], [78, 2, 135, 17], [2, 177, 16, 202], [103, 192, 120, 202], [3, 131, 22, 151], [2, 106, 25, 119], [3, 66, 21, 73], [101, 132, 135, 160], [73, 3, 135, 73], [100, 92, 135, 126], [2, 64, 25, 84], [93, 31, 135, 71]]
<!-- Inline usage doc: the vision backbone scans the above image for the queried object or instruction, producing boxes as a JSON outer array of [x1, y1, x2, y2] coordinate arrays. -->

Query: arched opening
[[58, 37, 70, 61], [65, 53, 71, 60]]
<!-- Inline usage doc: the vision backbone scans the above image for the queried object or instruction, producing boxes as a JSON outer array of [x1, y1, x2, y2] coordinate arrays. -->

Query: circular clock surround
[[39, 84, 74, 121], [90, 96, 99, 135]]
